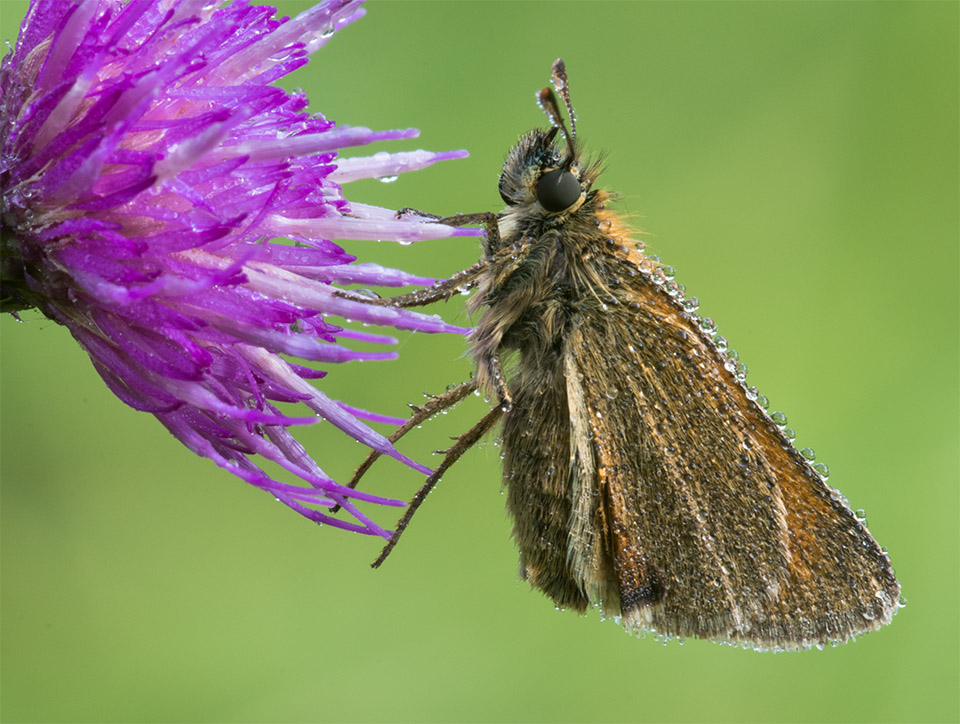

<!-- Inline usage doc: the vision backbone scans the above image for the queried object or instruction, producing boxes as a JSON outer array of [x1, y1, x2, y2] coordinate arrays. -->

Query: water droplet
[[800, 447, 816, 461], [770, 410, 788, 426], [736, 361, 748, 380], [783, 427, 796, 441], [377, 175, 399, 184], [746, 386, 759, 401], [813, 462, 830, 479]]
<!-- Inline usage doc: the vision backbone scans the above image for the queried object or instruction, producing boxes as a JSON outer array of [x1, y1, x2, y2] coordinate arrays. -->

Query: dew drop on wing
[[770, 410, 788, 427]]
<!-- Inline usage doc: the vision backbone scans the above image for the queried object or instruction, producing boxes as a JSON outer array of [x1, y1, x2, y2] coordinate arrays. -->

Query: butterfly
[[343, 59, 900, 651]]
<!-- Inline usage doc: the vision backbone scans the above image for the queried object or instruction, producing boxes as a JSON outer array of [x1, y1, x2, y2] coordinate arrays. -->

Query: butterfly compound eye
[[536, 169, 581, 212]]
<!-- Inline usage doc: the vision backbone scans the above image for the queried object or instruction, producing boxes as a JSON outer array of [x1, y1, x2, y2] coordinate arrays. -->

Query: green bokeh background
[[1, 1, 957, 722]]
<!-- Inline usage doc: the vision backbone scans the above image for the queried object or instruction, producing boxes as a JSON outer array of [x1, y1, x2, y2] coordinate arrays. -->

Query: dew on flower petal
[[0, 0, 470, 538], [377, 175, 399, 183]]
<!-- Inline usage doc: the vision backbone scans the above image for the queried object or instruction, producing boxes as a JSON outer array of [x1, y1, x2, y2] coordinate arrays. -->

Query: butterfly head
[[498, 59, 599, 218]]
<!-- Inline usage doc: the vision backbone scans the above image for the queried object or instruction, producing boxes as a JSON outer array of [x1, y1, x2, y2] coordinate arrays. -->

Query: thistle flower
[[0, 0, 473, 537]]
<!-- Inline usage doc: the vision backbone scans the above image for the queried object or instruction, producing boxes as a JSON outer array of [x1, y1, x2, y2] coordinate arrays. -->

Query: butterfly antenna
[[551, 58, 577, 140], [537, 59, 577, 166]]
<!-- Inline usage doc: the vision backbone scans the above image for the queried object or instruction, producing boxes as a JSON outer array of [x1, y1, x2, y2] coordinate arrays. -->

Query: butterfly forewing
[[560, 246, 898, 648]]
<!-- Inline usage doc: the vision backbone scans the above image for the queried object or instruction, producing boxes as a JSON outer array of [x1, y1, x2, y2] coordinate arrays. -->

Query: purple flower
[[0, 0, 473, 537]]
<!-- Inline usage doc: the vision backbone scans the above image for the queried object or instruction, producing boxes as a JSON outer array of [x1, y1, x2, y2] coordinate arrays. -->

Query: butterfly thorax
[[468, 183, 641, 401]]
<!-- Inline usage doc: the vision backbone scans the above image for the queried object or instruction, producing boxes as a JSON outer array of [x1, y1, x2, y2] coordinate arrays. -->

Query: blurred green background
[[1, 1, 957, 722]]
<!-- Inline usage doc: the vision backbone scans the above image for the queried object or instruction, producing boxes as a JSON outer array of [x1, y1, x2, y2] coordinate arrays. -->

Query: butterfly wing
[[563, 258, 900, 649]]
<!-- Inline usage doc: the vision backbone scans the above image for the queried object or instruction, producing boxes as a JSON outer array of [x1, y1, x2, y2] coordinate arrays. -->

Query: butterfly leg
[[330, 379, 479, 514], [334, 256, 490, 308], [477, 352, 513, 411], [333, 217, 508, 310], [373, 402, 503, 568]]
